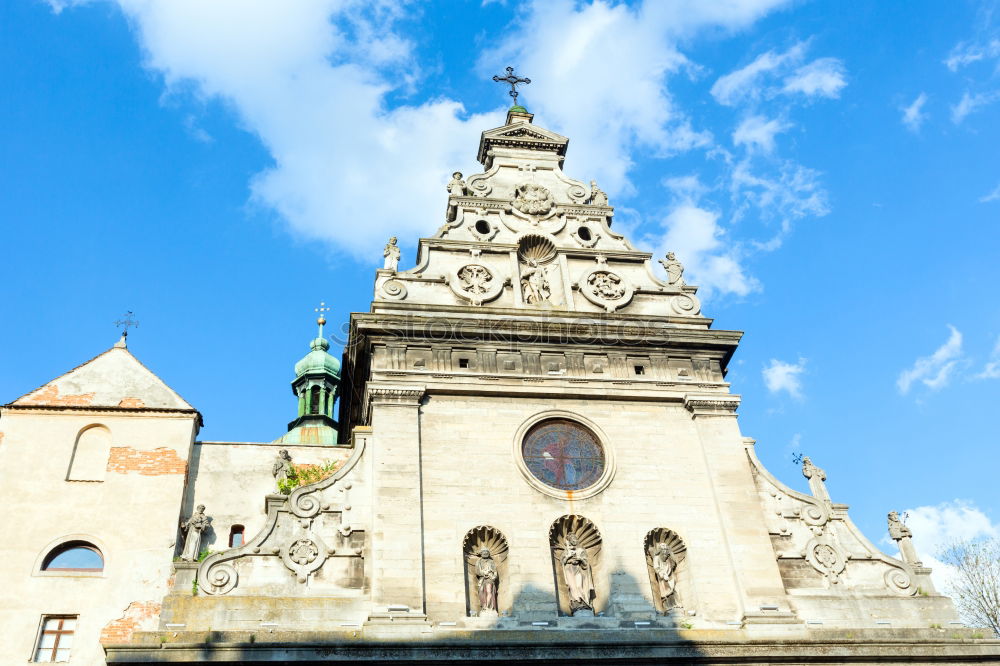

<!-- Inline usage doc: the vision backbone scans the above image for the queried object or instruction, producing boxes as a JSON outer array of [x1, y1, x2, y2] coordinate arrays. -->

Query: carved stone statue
[[447, 171, 467, 196], [560, 533, 595, 613], [475, 548, 499, 616], [801, 456, 831, 503], [659, 251, 685, 286], [383, 237, 400, 272], [590, 180, 608, 206], [888, 511, 923, 566], [652, 543, 680, 610], [272, 449, 293, 486], [520, 258, 550, 305], [180, 504, 210, 561]]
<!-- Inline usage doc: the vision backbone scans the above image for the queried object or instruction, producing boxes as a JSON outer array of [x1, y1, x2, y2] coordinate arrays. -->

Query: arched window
[[66, 425, 111, 482], [41, 541, 104, 572], [309, 386, 321, 414], [229, 525, 245, 548]]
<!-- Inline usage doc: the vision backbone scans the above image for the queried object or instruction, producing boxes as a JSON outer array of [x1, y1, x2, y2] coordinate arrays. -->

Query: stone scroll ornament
[[512, 182, 554, 216]]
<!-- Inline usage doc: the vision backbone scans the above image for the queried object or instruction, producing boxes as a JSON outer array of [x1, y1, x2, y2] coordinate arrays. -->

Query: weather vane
[[492, 66, 531, 106], [115, 311, 139, 339]]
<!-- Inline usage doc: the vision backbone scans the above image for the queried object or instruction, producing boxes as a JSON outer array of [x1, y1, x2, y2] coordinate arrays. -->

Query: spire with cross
[[114, 311, 138, 348], [314, 301, 330, 339], [492, 66, 531, 109]]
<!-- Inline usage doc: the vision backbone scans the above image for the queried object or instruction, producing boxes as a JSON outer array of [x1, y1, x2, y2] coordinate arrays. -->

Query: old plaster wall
[[183, 441, 352, 554], [408, 393, 785, 625], [0, 409, 197, 666]]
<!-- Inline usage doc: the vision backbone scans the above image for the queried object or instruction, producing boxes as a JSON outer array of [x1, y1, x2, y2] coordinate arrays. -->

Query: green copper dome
[[294, 336, 341, 379]]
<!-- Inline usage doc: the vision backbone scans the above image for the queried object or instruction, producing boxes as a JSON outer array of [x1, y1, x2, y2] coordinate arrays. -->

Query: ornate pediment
[[477, 121, 569, 167]]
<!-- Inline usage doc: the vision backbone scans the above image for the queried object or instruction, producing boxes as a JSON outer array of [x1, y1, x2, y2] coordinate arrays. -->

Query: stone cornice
[[683, 394, 741, 416], [1, 403, 202, 426], [365, 385, 425, 406]]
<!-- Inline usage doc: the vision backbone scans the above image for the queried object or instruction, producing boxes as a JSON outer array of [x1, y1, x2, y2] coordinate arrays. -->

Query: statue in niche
[[561, 533, 596, 613], [888, 511, 923, 566], [475, 548, 499, 616], [659, 251, 685, 286], [272, 449, 294, 486], [383, 237, 400, 272], [590, 180, 608, 205], [447, 171, 468, 196], [801, 456, 831, 503], [180, 504, 210, 561], [520, 258, 551, 304], [652, 543, 680, 610]]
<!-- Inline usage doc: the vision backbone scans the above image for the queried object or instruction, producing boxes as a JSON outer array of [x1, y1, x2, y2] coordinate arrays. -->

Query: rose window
[[521, 419, 605, 491]]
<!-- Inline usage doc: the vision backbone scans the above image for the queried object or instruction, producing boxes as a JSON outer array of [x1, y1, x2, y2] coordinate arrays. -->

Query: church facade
[[2, 106, 998, 664]]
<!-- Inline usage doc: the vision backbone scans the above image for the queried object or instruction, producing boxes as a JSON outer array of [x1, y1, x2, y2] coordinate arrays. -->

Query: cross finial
[[492, 66, 531, 107], [314, 301, 330, 337], [114, 310, 138, 344]]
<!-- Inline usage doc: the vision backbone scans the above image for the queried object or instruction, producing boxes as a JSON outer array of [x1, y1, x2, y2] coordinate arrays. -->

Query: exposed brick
[[14, 384, 95, 406], [100, 601, 161, 645], [117, 397, 146, 408], [107, 447, 187, 475]]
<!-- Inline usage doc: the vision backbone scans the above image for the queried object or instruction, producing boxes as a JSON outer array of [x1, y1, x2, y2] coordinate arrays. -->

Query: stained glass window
[[522, 419, 605, 491]]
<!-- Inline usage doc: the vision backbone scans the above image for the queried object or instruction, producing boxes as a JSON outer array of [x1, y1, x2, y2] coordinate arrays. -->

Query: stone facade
[[2, 109, 999, 664]]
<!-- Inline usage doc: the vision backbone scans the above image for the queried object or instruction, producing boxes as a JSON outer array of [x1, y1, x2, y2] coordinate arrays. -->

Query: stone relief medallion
[[804, 536, 847, 583], [670, 294, 701, 316], [578, 267, 635, 313], [288, 539, 319, 565], [379, 278, 408, 300], [513, 183, 554, 216], [447, 263, 505, 306]]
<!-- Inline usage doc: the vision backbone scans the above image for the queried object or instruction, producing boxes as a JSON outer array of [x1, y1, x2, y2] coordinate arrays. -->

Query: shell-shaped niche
[[463, 525, 511, 617], [549, 515, 604, 615], [517, 233, 557, 264], [643, 527, 692, 614]]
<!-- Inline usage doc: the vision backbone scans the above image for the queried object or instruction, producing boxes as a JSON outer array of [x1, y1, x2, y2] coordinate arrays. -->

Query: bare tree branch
[[939, 539, 1000, 635]]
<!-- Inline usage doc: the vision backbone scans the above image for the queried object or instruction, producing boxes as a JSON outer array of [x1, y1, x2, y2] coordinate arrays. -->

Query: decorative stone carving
[[644, 528, 688, 613], [272, 449, 293, 487], [888, 511, 923, 566], [659, 251, 685, 286], [379, 279, 407, 300], [802, 457, 831, 503], [589, 180, 608, 206], [570, 223, 600, 248], [520, 259, 551, 305], [280, 534, 330, 583], [463, 525, 509, 617], [578, 266, 635, 313], [447, 171, 467, 196], [550, 515, 602, 616], [884, 566, 917, 596], [448, 263, 504, 306], [516, 233, 557, 263], [804, 536, 847, 585], [180, 504, 210, 561], [383, 237, 400, 272], [513, 182, 554, 216], [670, 293, 701, 316]]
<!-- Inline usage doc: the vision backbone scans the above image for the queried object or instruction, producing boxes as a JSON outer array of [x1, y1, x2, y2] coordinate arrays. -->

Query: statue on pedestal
[[561, 533, 595, 613], [180, 504, 210, 561], [659, 251, 685, 286], [652, 543, 680, 610], [888, 511, 923, 566], [383, 237, 400, 272], [272, 449, 294, 487], [447, 171, 467, 196], [802, 456, 831, 503], [475, 548, 499, 616]]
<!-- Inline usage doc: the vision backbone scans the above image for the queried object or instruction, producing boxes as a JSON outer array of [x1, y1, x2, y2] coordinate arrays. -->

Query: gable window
[[33, 616, 76, 662], [42, 541, 103, 573], [229, 525, 245, 548]]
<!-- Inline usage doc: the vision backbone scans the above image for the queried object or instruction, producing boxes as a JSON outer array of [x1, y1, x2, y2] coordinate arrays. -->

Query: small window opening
[[229, 525, 245, 548], [42, 542, 103, 572], [34, 616, 77, 662], [309, 386, 321, 414], [634, 365, 646, 376], [474, 219, 491, 235], [458, 358, 470, 369], [578, 226, 592, 241]]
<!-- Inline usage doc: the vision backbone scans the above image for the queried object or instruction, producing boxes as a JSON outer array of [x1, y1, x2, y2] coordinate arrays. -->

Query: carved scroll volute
[[643, 528, 692, 615], [462, 526, 510, 618], [549, 515, 604, 616]]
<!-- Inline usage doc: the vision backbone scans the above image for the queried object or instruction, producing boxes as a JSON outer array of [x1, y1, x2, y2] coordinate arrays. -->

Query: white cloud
[[729, 158, 830, 233], [782, 57, 847, 99], [896, 325, 964, 394], [762, 357, 806, 399], [732, 114, 789, 153], [951, 90, 1000, 124], [651, 205, 759, 298], [901, 92, 928, 132], [945, 39, 1000, 72], [710, 42, 807, 106], [976, 335, 1000, 379], [901, 500, 999, 594], [980, 182, 1000, 203]]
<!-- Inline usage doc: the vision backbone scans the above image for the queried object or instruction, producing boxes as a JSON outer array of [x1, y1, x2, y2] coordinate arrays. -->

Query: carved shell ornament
[[513, 182, 554, 216]]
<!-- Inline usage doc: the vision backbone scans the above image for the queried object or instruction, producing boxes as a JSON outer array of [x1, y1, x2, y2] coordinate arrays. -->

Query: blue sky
[[2, 0, 999, 581]]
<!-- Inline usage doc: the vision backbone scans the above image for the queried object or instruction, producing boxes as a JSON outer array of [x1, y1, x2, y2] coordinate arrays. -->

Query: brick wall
[[99, 601, 161, 645], [15, 384, 95, 406], [107, 446, 187, 475]]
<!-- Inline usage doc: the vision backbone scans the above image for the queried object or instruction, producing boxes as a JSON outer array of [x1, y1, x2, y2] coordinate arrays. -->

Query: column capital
[[684, 393, 741, 416]]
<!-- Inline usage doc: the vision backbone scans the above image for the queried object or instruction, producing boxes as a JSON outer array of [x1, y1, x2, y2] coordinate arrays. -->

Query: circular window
[[475, 219, 492, 235], [577, 226, 592, 242], [521, 419, 605, 491]]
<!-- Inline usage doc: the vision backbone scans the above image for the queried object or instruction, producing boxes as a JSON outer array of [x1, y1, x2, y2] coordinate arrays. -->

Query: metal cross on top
[[114, 310, 139, 338], [492, 66, 531, 106], [314, 301, 330, 324]]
